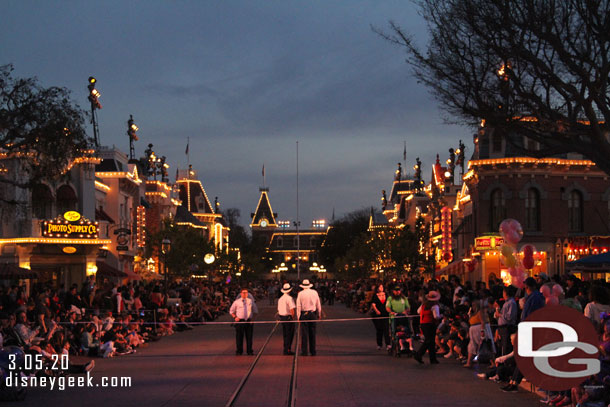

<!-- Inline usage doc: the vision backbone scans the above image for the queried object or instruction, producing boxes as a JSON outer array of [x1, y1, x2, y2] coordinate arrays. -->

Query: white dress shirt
[[278, 293, 296, 316], [296, 288, 322, 319], [230, 297, 258, 320]]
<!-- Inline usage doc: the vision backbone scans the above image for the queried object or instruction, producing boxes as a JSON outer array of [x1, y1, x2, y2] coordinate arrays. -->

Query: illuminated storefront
[[565, 236, 610, 281], [0, 211, 110, 287], [470, 234, 548, 285]]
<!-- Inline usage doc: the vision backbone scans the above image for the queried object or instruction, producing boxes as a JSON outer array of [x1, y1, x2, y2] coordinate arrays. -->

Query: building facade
[[0, 150, 109, 289], [250, 186, 327, 277], [452, 127, 610, 284]]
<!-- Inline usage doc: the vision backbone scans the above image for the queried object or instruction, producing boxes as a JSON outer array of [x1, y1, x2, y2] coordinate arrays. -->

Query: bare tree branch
[[374, 0, 610, 174]]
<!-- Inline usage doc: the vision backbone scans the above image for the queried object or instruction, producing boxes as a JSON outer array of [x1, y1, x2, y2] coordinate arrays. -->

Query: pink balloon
[[551, 284, 564, 297], [508, 267, 519, 277], [499, 219, 523, 244], [511, 275, 525, 288], [507, 231, 522, 245], [541, 283, 562, 305], [546, 296, 559, 305]]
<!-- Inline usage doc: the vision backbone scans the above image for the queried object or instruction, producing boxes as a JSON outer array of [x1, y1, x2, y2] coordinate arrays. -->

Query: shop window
[[293, 237, 299, 247], [490, 189, 506, 231], [568, 190, 583, 232], [32, 184, 53, 219], [524, 136, 540, 151], [525, 188, 540, 231], [277, 237, 283, 248], [492, 131, 503, 152], [310, 237, 316, 247], [56, 185, 78, 214]]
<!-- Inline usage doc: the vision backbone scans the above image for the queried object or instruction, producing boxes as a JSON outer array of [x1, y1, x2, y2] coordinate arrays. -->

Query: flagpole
[[403, 140, 407, 178], [296, 141, 300, 282]]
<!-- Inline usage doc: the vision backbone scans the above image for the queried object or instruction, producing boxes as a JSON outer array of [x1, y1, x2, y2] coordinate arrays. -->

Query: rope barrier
[[54, 315, 419, 326]]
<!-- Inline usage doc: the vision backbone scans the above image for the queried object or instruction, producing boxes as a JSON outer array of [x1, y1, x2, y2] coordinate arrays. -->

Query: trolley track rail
[[225, 319, 301, 407]]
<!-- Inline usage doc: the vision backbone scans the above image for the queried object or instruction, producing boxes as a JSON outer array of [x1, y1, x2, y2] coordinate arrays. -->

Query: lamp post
[[127, 115, 139, 161], [455, 140, 466, 180], [87, 76, 102, 147], [161, 238, 171, 292], [204, 253, 215, 282]]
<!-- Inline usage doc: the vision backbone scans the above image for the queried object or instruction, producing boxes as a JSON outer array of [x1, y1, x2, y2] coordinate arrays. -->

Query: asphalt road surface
[[18, 303, 541, 407]]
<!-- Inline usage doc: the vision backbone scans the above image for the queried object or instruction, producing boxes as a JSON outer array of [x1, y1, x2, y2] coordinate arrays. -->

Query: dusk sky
[[2, 1, 472, 228]]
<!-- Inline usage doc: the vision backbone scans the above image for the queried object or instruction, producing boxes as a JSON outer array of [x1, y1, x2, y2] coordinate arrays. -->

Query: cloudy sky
[[1, 1, 472, 227]]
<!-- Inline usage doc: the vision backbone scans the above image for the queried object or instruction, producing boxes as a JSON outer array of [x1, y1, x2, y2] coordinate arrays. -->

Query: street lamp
[[87, 76, 102, 147], [127, 115, 139, 161], [161, 238, 171, 291]]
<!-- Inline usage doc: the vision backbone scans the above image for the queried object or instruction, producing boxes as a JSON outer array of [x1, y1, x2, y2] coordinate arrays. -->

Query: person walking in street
[[414, 290, 442, 365], [230, 288, 258, 355], [370, 283, 391, 350], [385, 285, 410, 352], [278, 283, 296, 355], [296, 279, 322, 356]]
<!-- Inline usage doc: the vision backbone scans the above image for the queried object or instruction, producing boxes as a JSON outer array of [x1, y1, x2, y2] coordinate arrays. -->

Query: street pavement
[[19, 303, 541, 407]]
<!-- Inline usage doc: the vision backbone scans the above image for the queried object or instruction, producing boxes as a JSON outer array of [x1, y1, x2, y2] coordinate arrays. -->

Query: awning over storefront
[[0, 264, 39, 279], [124, 270, 141, 280], [566, 252, 610, 272], [436, 260, 465, 277], [96, 261, 127, 278]]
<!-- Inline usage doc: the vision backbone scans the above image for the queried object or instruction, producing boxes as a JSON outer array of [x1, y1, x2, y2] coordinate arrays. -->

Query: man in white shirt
[[277, 283, 296, 355], [296, 279, 322, 356], [230, 288, 258, 355]]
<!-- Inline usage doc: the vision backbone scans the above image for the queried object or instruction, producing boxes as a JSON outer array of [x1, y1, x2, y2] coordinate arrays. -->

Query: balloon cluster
[[498, 219, 537, 288], [540, 283, 564, 305]]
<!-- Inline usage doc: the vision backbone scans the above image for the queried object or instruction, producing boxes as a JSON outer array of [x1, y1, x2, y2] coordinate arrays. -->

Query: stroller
[[388, 314, 414, 358]]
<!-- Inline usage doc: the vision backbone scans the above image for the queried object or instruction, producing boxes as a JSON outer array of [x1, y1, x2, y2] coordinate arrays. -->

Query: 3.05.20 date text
[[9, 353, 69, 370]]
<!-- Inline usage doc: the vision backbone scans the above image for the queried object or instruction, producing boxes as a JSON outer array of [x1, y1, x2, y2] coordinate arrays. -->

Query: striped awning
[[0, 264, 39, 279]]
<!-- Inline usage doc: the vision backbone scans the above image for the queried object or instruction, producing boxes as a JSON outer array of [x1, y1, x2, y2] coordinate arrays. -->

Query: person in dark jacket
[[369, 283, 390, 350], [522, 277, 545, 320]]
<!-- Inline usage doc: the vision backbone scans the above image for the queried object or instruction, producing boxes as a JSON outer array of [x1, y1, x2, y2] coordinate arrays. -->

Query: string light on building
[[136, 205, 146, 247], [94, 180, 111, 192], [441, 207, 453, 263]]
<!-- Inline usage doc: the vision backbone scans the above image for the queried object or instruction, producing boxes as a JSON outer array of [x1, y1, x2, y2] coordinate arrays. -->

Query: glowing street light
[[87, 76, 102, 147], [127, 115, 139, 160]]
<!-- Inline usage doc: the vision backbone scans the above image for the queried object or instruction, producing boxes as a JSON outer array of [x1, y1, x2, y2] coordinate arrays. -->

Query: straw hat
[[426, 291, 441, 301], [300, 279, 313, 288], [281, 283, 292, 294]]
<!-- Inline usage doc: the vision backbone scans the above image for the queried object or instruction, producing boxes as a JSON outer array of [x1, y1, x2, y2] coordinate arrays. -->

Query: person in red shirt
[[414, 291, 442, 365]]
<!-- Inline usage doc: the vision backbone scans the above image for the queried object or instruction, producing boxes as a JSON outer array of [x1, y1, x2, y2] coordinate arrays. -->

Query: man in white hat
[[278, 283, 296, 355], [296, 279, 322, 356]]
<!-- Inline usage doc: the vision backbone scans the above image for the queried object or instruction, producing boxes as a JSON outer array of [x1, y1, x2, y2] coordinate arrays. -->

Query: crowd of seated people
[[341, 274, 610, 405], [0, 277, 241, 367]]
